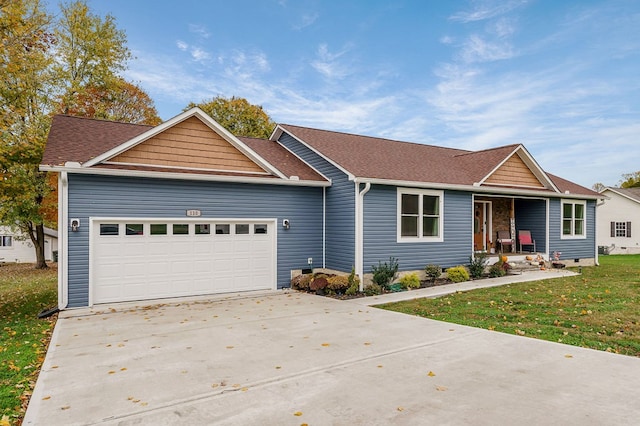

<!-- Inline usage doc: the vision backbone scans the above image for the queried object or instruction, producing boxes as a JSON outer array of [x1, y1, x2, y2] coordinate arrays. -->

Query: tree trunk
[[26, 222, 48, 269]]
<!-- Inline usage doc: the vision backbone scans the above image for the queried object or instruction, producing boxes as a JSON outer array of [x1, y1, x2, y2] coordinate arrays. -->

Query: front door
[[473, 202, 491, 251]]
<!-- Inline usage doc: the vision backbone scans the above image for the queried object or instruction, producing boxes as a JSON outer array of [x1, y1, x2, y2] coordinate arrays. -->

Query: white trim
[[322, 186, 326, 268], [356, 177, 600, 200], [102, 161, 272, 176], [271, 124, 355, 180], [58, 172, 69, 309], [84, 107, 288, 179], [560, 199, 587, 240], [40, 165, 330, 187], [472, 200, 492, 252], [88, 217, 278, 307], [396, 187, 444, 243], [545, 198, 550, 258]]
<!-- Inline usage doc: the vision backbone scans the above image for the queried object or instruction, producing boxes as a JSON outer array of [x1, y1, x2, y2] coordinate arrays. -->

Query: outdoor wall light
[[70, 218, 80, 232], [282, 219, 290, 229]]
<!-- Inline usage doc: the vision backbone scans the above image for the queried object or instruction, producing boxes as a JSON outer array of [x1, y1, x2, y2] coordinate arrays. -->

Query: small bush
[[364, 283, 382, 296], [398, 272, 421, 289], [371, 257, 399, 290], [469, 252, 489, 279], [309, 276, 329, 293], [388, 283, 404, 292], [447, 265, 469, 283], [326, 275, 350, 293], [488, 262, 506, 277], [291, 274, 312, 290], [424, 264, 441, 283], [345, 267, 360, 295]]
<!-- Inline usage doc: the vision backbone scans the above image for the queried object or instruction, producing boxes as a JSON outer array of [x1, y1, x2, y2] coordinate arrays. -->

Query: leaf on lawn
[[515, 329, 526, 336]]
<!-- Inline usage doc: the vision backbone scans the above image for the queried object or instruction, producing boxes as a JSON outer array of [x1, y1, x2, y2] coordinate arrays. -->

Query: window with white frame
[[397, 188, 443, 242], [561, 200, 586, 238]]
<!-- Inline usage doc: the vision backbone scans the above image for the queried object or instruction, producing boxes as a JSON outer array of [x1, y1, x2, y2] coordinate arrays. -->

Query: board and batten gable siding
[[277, 133, 355, 272], [363, 185, 472, 270], [548, 198, 596, 260], [65, 174, 323, 307], [514, 198, 547, 253]]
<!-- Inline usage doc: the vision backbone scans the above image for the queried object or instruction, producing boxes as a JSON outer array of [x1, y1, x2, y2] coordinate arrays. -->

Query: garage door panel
[[92, 219, 275, 304]]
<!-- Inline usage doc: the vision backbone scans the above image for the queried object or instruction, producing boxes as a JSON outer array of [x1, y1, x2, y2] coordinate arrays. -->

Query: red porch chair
[[496, 230, 513, 253], [518, 230, 536, 253]]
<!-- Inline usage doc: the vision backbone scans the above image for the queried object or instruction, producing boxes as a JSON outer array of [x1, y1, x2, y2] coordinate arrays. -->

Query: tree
[[592, 182, 605, 193], [56, 78, 161, 125], [0, 0, 55, 269], [185, 96, 276, 138], [1, 0, 158, 268], [619, 171, 640, 188]]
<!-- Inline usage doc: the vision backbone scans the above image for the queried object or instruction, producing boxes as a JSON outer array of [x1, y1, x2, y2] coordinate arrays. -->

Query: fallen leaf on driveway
[[321, 343, 330, 347], [436, 386, 447, 391], [293, 411, 303, 416], [427, 371, 436, 377], [42, 395, 51, 400], [564, 354, 573, 358]]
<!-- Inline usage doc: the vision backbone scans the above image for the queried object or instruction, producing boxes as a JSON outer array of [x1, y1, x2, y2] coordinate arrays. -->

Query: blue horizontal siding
[[66, 174, 323, 307], [277, 133, 355, 272], [514, 198, 547, 253], [363, 185, 472, 271], [549, 199, 596, 260]]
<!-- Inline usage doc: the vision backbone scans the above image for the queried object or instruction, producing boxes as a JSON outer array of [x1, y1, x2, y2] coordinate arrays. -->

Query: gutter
[[39, 165, 330, 187]]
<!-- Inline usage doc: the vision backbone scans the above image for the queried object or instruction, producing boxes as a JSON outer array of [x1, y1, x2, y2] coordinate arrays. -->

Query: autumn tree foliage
[[186, 96, 276, 139], [619, 171, 640, 188], [1, 0, 160, 268]]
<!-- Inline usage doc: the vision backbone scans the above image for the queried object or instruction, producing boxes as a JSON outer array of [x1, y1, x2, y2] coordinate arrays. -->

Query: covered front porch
[[472, 195, 548, 257]]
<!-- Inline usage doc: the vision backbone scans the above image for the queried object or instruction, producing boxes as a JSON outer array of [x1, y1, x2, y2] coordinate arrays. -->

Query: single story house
[[41, 108, 602, 309], [596, 187, 640, 254], [0, 225, 58, 264]]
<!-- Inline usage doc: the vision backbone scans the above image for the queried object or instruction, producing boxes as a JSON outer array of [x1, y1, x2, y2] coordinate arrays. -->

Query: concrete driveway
[[25, 287, 640, 425]]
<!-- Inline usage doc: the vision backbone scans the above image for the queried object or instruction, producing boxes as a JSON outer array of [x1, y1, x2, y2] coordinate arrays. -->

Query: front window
[[561, 200, 586, 238], [398, 189, 443, 242]]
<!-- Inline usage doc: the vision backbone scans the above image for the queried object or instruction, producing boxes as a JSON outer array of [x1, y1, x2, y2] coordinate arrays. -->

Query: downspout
[[545, 198, 550, 261], [58, 172, 69, 310], [356, 181, 371, 291], [323, 186, 326, 268]]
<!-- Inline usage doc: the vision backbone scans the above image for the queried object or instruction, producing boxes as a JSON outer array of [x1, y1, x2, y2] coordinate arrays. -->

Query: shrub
[[291, 274, 312, 290], [345, 267, 360, 295], [309, 276, 328, 293], [364, 283, 382, 296], [399, 272, 421, 289], [424, 264, 441, 283], [326, 275, 350, 293], [447, 265, 469, 283], [469, 252, 489, 279], [488, 262, 506, 277], [371, 257, 399, 290]]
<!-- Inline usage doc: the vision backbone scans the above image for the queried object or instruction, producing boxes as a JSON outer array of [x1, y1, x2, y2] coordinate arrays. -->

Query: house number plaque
[[186, 209, 201, 217]]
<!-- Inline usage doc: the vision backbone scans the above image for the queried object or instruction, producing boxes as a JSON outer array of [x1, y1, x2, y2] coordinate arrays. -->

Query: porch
[[473, 195, 547, 256]]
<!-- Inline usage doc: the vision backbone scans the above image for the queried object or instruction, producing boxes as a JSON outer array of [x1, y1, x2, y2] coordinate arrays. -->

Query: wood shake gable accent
[[83, 108, 287, 179], [108, 116, 266, 174], [484, 152, 545, 188]]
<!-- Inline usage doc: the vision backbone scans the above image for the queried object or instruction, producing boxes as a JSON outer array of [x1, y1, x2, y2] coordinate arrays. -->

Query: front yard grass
[[0, 264, 57, 425], [379, 254, 640, 357]]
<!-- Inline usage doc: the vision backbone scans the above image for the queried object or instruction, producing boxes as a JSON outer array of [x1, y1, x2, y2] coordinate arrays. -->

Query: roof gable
[[107, 116, 267, 174], [601, 187, 640, 204], [85, 108, 284, 178]]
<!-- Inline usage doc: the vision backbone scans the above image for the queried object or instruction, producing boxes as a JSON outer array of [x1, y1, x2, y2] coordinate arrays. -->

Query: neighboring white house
[[0, 226, 58, 263], [597, 187, 640, 254]]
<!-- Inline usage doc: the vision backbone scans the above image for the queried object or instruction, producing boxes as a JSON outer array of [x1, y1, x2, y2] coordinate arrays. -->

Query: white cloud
[[440, 35, 455, 45], [459, 34, 515, 63], [191, 47, 211, 62], [176, 40, 188, 51], [188, 24, 210, 39], [293, 12, 319, 30], [450, 0, 528, 23], [311, 43, 353, 79]]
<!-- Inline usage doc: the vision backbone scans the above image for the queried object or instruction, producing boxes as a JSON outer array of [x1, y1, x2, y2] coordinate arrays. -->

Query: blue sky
[[53, 0, 639, 188]]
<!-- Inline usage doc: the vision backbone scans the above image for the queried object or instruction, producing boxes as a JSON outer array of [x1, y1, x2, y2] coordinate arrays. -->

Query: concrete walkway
[[24, 269, 640, 425]]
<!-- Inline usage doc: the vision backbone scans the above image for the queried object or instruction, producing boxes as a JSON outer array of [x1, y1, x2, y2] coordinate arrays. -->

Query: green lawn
[[0, 264, 57, 425], [380, 255, 640, 357]]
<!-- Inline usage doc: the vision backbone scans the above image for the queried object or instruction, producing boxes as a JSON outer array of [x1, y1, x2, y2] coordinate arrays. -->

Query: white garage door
[[91, 219, 276, 304]]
